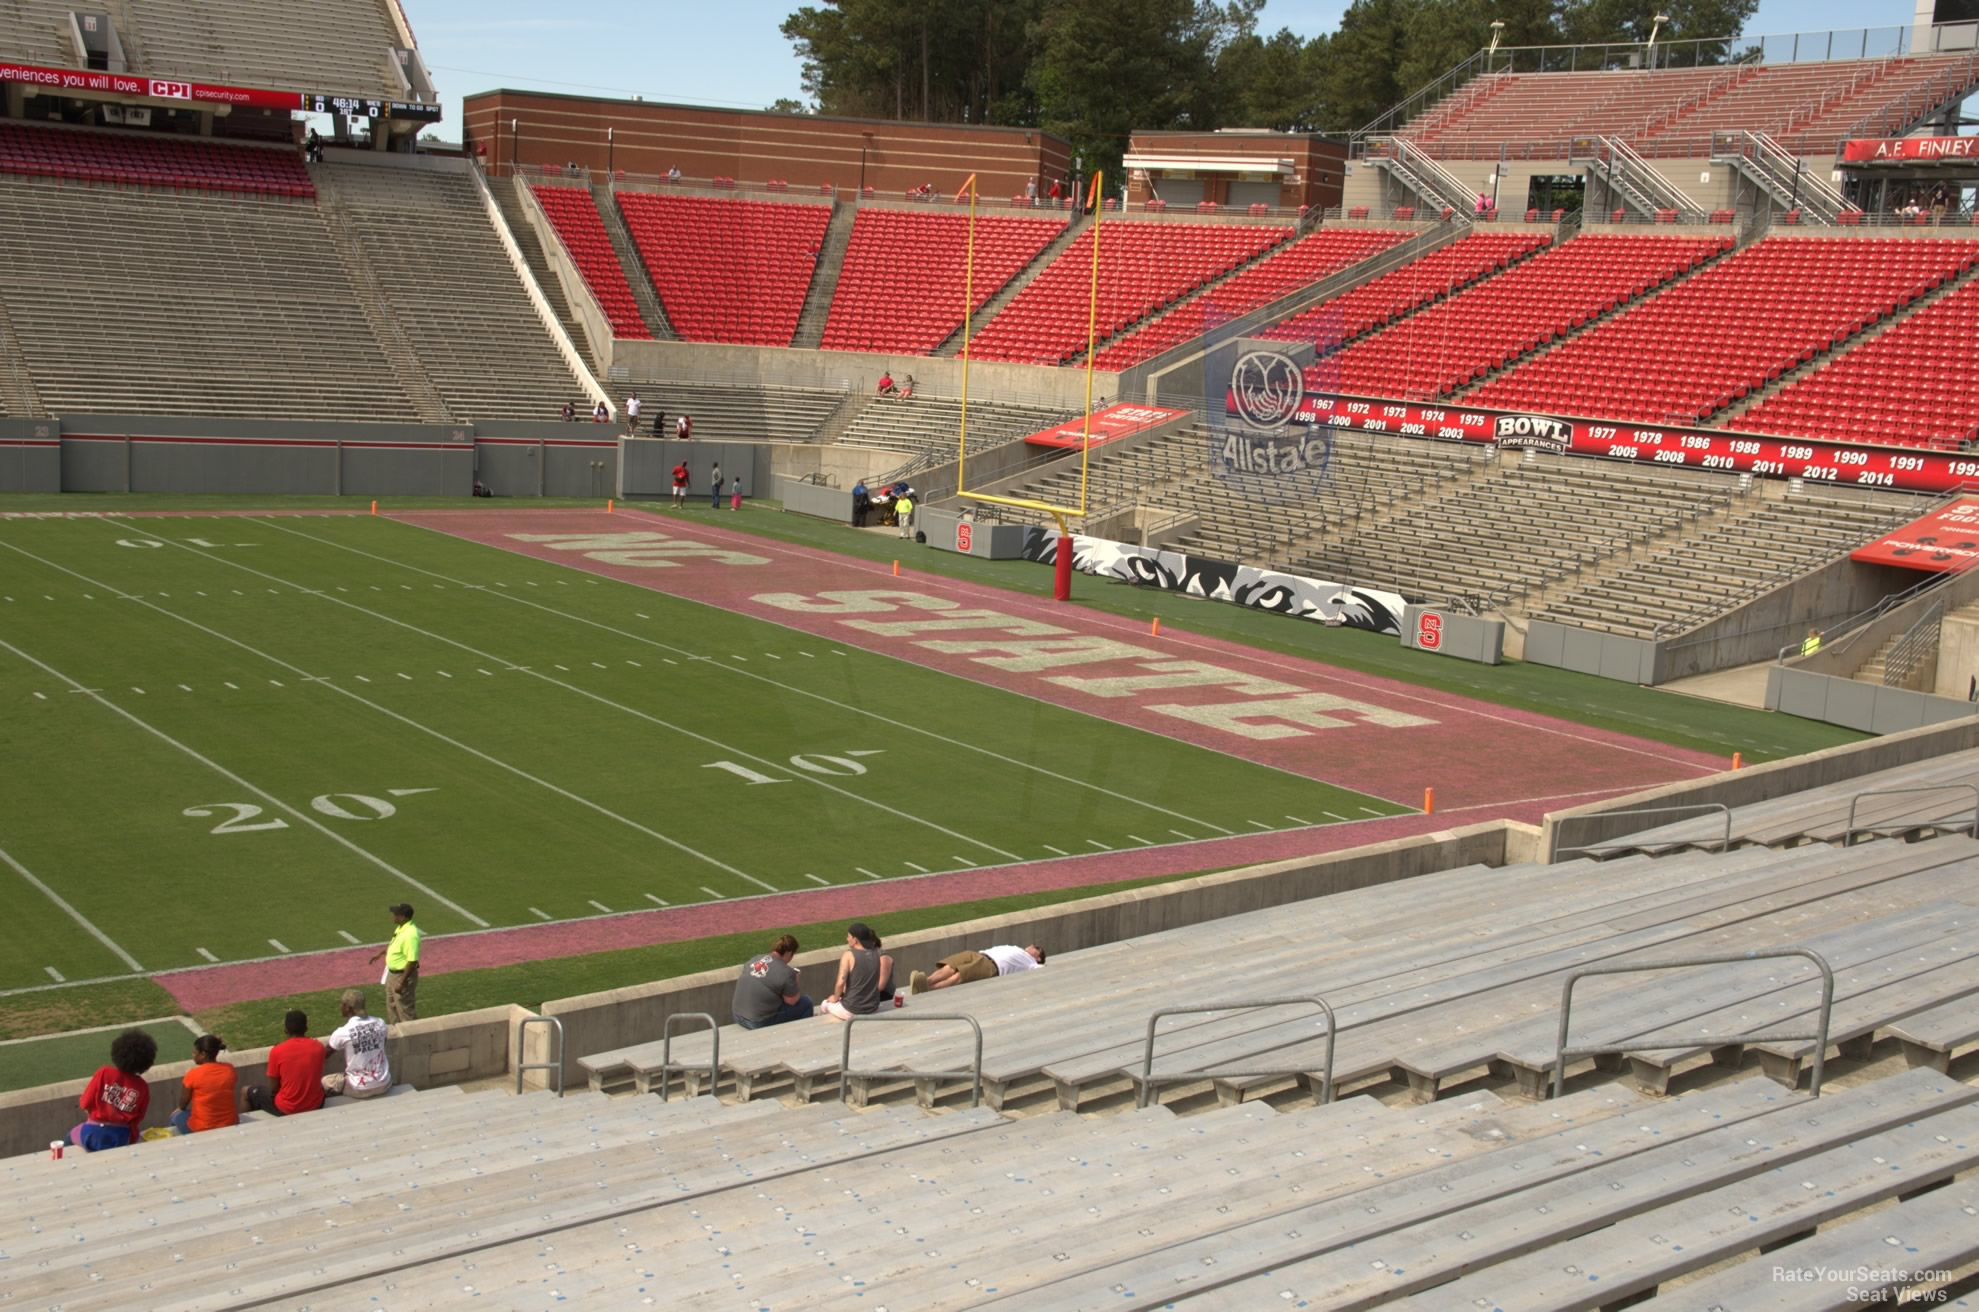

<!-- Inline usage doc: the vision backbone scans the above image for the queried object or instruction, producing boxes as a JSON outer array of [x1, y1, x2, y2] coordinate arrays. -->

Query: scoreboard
[[305, 93, 442, 122]]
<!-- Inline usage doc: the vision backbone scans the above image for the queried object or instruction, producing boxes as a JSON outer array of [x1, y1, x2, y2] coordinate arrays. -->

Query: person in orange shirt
[[170, 1034, 239, 1135]]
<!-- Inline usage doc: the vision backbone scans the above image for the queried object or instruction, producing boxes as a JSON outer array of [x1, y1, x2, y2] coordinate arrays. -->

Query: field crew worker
[[1801, 627, 1823, 657], [369, 903, 422, 1024]]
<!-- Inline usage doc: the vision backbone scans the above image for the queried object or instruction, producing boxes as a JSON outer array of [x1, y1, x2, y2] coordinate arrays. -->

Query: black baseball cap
[[388, 902, 415, 919]]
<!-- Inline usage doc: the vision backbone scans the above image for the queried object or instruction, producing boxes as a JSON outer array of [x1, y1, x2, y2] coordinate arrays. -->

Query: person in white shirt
[[322, 988, 392, 1100], [909, 944, 1045, 993], [625, 395, 642, 432]]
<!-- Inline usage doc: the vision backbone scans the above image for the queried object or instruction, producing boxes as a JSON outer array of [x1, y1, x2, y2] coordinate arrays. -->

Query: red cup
[[49, 1140, 64, 1161]]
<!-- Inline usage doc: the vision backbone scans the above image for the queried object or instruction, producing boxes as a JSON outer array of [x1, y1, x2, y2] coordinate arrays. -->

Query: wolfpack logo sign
[[1229, 350, 1306, 431], [1493, 413, 1571, 453]]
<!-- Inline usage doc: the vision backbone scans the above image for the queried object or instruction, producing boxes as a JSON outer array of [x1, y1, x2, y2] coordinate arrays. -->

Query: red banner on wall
[[0, 60, 310, 111], [1024, 402, 1188, 449], [1228, 390, 1979, 495], [1850, 497, 1979, 571], [1841, 137, 1979, 164]]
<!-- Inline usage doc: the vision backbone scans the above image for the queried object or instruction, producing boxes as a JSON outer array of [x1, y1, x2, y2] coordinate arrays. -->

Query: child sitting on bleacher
[[71, 1029, 158, 1152], [169, 1034, 238, 1135]]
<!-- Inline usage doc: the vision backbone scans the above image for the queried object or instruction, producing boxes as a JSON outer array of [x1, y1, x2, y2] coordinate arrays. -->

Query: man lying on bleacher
[[907, 944, 1046, 994]]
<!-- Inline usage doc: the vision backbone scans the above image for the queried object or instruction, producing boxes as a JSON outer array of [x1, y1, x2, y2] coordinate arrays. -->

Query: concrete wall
[[1938, 608, 1979, 699], [919, 508, 1037, 557], [609, 339, 1107, 412], [0, 1005, 524, 1160], [0, 418, 59, 492], [1524, 618, 1659, 683], [1766, 664, 1979, 733], [1401, 604, 1504, 664], [620, 437, 775, 501], [523, 820, 1528, 1087], [1538, 717, 1979, 861], [510, 173, 619, 372], [1658, 557, 1912, 683], [777, 475, 852, 523]]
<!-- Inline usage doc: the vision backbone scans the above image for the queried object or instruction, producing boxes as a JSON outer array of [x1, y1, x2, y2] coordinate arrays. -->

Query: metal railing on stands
[[653, 1012, 720, 1102], [1137, 997, 1337, 1109], [1555, 803, 1733, 858], [839, 1013, 984, 1107], [515, 1015, 565, 1096], [1552, 947, 1836, 1098], [1844, 784, 1979, 846]]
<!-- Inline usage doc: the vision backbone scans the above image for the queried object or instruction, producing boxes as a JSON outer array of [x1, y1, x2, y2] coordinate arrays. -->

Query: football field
[[0, 511, 1408, 994]]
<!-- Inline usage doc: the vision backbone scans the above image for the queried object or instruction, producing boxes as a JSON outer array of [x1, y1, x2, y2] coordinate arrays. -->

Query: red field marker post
[[370, 500, 377, 515], [1152, 617, 1161, 636], [1424, 787, 1435, 814], [892, 559, 900, 577], [1733, 752, 1743, 770], [1054, 531, 1073, 602], [607, 499, 614, 514]]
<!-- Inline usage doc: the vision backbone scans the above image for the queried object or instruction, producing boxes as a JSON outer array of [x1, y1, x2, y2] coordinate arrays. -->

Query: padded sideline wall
[[0, 418, 58, 492], [0, 417, 623, 498]]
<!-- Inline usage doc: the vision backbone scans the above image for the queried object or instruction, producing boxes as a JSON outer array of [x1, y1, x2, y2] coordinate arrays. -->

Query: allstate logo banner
[[1229, 350, 1305, 430], [1209, 344, 1332, 503]]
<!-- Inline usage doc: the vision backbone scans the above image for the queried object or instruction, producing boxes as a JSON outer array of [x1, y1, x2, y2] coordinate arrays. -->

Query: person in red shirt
[[241, 1010, 327, 1117], [72, 1029, 157, 1152]]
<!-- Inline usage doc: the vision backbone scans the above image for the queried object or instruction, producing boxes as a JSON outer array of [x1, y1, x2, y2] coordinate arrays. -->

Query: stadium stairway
[[788, 200, 857, 349], [490, 176, 603, 377], [933, 207, 1090, 356], [1070, 225, 1405, 368], [309, 163, 453, 425], [1717, 252, 1979, 430], [590, 183, 675, 339], [0, 295, 42, 416]]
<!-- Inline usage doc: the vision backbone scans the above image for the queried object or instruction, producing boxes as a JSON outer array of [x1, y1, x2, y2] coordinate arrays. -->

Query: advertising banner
[[1849, 496, 1979, 571], [1023, 402, 1188, 449], [1230, 389, 1977, 495], [1841, 137, 1979, 163]]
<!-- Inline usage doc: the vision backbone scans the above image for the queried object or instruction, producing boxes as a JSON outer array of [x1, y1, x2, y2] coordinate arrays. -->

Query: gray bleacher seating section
[[832, 393, 1073, 460], [1287, 453, 1742, 606], [325, 164, 588, 421], [616, 379, 846, 444], [0, 172, 418, 420], [1537, 488, 1921, 639], [121, 0, 409, 102], [588, 833, 1979, 1108], [24, 823, 1978, 1308]]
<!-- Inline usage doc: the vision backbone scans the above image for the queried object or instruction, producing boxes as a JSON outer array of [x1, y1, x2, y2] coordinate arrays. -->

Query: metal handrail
[[654, 1012, 720, 1102], [1138, 996, 1337, 1109], [1555, 802, 1733, 857], [1844, 784, 1979, 846], [1552, 947, 1837, 1099], [515, 1015, 565, 1096], [1883, 599, 1945, 688], [839, 1013, 984, 1107]]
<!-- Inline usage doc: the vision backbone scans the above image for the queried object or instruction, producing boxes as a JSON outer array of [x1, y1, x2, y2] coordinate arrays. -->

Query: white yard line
[[0, 842, 147, 971], [267, 939, 290, 953], [164, 519, 1022, 865], [19, 532, 775, 897], [43, 966, 63, 982], [643, 893, 669, 906], [528, 907, 552, 921], [257, 517, 1235, 838], [337, 930, 361, 945], [700, 886, 727, 900], [0, 606, 492, 931], [195, 947, 219, 962], [587, 899, 613, 913]]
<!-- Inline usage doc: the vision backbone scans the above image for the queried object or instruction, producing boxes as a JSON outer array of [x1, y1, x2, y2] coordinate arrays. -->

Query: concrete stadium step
[[490, 175, 601, 376], [789, 200, 855, 350], [936, 209, 1088, 357], [592, 183, 675, 339]]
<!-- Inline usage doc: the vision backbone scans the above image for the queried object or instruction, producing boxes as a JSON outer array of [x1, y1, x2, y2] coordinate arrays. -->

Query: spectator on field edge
[[894, 490, 916, 539], [821, 922, 895, 1019], [242, 1011, 326, 1117], [910, 944, 1045, 993], [369, 903, 421, 1024], [72, 1029, 158, 1151], [170, 1034, 238, 1135], [710, 461, 723, 509], [851, 478, 870, 528], [671, 460, 689, 507], [324, 988, 392, 1099], [733, 934, 813, 1028]]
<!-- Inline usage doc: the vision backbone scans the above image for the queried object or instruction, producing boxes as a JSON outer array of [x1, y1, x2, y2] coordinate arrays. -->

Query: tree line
[[778, 0, 1758, 177]]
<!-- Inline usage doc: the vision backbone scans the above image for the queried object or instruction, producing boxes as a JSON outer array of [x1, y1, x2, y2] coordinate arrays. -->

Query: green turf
[[190, 869, 1199, 1051], [0, 976, 180, 1043], [628, 501, 1868, 764], [0, 1017, 194, 1094], [0, 513, 1396, 991]]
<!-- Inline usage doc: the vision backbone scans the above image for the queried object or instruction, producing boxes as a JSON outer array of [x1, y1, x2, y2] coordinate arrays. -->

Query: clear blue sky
[[405, 0, 1921, 136]]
